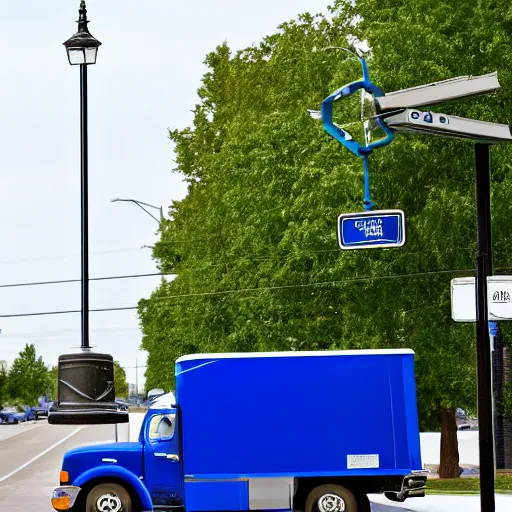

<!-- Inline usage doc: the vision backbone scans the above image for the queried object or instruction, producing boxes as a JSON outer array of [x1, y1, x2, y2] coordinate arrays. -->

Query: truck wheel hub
[[318, 493, 345, 512], [96, 493, 122, 512]]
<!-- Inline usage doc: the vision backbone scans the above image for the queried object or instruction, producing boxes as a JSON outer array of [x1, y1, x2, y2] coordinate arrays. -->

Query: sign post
[[474, 143, 495, 512]]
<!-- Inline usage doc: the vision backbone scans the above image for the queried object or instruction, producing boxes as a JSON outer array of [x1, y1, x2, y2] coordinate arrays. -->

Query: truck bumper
[[384, 473, 427, 502], [51, 486, 81, 511]]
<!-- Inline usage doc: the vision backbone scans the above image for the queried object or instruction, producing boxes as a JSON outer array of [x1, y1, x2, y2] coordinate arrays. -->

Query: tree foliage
[[6, 344, 52, 405], [505, 380, 512, 422], [114, 361, 129, 399], [139, 0, 512, 467], [0, 366, 8, 407], [48, 365, 58, 400]]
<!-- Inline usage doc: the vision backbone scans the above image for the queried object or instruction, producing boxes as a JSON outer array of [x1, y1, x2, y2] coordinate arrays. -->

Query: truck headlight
[[51, 486, 81, 511]]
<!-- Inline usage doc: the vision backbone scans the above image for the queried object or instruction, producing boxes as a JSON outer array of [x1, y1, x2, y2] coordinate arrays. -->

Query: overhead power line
[[147, 268, 474, 302], [0, 265, 495, 319], [0, 306, 137, 319], [0, 327, 140, 339], [0, 272, 174, 289], [0, 246, 152, 265]]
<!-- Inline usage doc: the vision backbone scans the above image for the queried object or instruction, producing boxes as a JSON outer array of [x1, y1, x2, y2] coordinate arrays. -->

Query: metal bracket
[[320, 57, 395, 157], [316, 57, 509, 212]]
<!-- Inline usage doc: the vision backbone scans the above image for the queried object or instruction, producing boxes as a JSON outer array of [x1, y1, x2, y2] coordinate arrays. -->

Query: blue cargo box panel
[[184, 479, 249, 512], [175, 350, 422, 478]]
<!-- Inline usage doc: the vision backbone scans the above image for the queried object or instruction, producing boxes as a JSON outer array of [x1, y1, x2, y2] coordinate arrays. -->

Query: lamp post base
[[48, 351, 128, 425]]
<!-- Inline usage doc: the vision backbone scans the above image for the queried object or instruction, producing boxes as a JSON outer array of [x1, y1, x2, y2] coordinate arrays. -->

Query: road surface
[[0, 420, 115, 511], [1, 418, 511, 511]]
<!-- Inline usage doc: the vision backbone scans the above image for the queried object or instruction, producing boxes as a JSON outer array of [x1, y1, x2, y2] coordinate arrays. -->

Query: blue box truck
[[51, 349, 426, 512]]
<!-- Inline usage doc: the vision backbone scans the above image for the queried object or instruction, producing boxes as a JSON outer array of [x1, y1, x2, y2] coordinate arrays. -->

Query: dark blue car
[[0, 406, 34, 424], [32, 396, 53, 419]]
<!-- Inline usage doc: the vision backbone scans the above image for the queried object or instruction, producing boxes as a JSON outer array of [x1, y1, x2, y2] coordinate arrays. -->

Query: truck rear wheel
[[85, 483, 132, 512], [305, 484, 358, 512]]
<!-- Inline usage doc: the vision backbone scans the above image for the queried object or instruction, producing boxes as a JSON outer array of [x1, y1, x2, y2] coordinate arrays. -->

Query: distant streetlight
[[111, 198, 164, 223]]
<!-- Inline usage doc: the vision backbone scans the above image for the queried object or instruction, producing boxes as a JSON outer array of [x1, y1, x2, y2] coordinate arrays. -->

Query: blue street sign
[[337, 210, 406, 250], [489, 321, 499, 337]]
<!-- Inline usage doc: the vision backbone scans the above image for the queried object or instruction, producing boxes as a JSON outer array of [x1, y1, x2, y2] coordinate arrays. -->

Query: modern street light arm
[[111, 198, 164, 223]]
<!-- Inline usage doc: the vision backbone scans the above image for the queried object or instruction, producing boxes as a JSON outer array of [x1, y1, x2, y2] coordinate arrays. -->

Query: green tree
[[0, 366, 8, 407], [139, 0, 512, 477], [6, 344, 52, 405], [114, 361, 129, 399], [504, 380, 512, 422], [48, 365, 58, 400]]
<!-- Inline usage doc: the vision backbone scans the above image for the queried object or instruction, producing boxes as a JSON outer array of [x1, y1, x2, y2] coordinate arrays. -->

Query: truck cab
[[52, 393, 183, 512]]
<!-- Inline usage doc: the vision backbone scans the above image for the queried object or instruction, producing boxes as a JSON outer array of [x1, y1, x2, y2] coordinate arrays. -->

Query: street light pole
[[49, 1, 128, 425], [80, 55, 90, 350], [111, 198, 164, 223], [63, 0, 102, 350], [136, 358, 139, 397]]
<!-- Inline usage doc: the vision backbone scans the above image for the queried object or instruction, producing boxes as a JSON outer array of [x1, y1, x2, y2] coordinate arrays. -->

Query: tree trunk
[[439, 408, 460, 478]]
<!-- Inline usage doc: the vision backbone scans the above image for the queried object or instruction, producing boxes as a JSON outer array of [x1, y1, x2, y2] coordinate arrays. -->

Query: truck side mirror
[[48, 352, 129, 425]]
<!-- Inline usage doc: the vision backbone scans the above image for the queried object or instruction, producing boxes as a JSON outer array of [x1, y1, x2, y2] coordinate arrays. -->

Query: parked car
[[0, 406, 30, 424], [456, 408, 467, 419], [32, 395, 53, 419], [115, 398, 129, 411], [455, 408, 477, 430], [24, 406, 37, 421]]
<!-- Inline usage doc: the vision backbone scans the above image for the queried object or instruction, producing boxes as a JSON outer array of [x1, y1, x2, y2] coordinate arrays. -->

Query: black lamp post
[[48, 2, 127, 425], [64, 0, 101, 350]]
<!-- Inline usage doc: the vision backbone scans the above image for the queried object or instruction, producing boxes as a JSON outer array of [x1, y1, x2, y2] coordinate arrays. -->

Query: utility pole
[[135, 358, 139, 398], [474, 144, 495, 511]]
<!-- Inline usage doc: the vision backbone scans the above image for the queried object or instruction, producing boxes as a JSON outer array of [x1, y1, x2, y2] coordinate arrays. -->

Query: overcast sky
[[0, 0, 329, 391]]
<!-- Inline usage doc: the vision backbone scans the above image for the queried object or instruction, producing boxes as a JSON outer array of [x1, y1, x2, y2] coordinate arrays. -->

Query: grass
[[426, 473, 512, 494]]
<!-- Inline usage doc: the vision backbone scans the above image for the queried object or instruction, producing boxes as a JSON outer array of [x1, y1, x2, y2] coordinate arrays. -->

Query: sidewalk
[[369, 493, 512, 512]]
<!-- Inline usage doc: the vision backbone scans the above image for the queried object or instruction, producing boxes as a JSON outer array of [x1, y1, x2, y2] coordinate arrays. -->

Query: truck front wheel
[[85, 483, 132, 512], [305, 484, 358, 512]]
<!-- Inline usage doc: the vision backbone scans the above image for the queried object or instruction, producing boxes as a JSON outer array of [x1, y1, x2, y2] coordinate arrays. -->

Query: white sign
[[347, 454, 380, 469], [451, 276, 512, 322]]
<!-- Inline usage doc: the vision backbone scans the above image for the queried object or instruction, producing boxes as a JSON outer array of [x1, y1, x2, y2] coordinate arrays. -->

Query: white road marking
[[0, 426, 85, 483]]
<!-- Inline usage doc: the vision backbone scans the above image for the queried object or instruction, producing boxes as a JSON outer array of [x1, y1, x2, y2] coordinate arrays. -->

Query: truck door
[[143, 408, 183, 507]]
